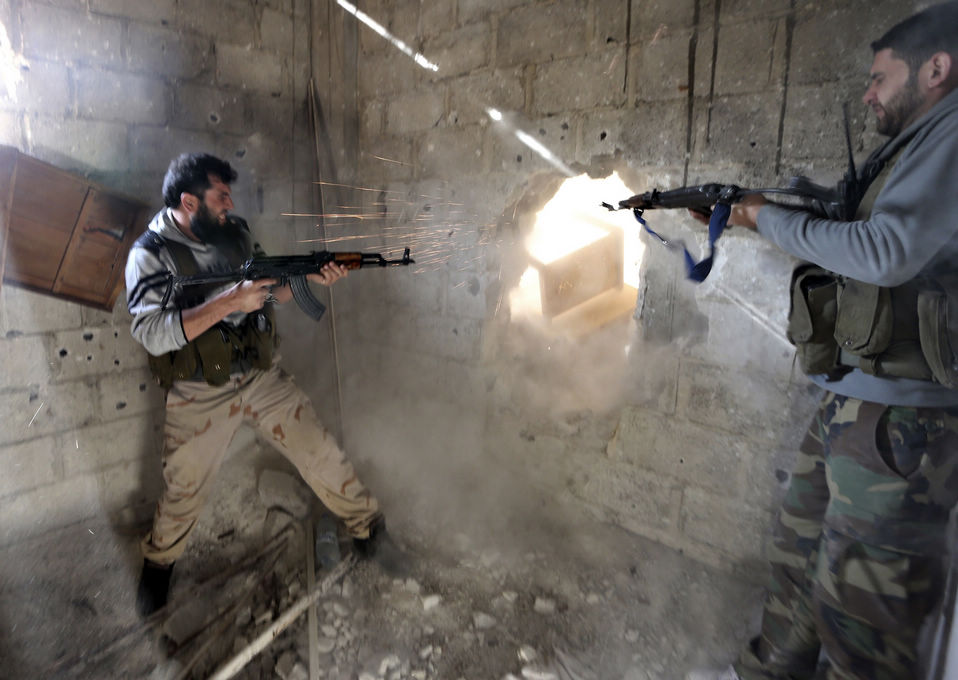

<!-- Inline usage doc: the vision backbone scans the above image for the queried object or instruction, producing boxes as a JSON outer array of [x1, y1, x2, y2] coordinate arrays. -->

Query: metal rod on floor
[[206, 554, 356, 680]]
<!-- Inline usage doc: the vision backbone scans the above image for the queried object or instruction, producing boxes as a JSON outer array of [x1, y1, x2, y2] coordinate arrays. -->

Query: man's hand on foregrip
[[306, 262, 349, 287]]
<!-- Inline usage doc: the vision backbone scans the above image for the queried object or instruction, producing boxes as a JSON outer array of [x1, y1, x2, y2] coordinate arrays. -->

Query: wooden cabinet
[[0, 145, 148, 311]]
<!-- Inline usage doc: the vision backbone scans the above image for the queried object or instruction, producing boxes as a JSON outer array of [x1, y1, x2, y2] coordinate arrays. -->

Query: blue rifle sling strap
[[631, 200, 732, 283]]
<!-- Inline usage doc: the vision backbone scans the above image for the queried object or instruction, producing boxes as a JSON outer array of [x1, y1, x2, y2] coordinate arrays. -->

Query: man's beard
[[875, 75, 923, 137], [190, 203, 240, 247]]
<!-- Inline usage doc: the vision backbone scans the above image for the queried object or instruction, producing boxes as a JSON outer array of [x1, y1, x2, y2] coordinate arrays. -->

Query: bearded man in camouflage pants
[[713, 3, 958, 678]]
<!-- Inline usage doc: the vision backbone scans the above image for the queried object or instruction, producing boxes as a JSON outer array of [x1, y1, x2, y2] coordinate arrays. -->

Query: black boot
[[353, 516, 406, 575], [136, 559, 174, 617]]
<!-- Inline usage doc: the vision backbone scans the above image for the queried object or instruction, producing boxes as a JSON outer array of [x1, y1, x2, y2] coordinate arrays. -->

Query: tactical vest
[[787, 150, 958, 388], [136, 226, 277, 389]]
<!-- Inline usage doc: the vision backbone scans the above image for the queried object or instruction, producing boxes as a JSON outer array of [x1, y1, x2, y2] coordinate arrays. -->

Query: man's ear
[[926, 51, 953, 89], [180, 192, 198, 213]]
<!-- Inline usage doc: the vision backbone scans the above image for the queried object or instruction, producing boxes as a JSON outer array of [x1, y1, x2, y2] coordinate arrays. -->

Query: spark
[[370, 155, 412, 166], [28, 402, 44, 427], [314, 180, 402, 194], [337, 0, 439, 71]]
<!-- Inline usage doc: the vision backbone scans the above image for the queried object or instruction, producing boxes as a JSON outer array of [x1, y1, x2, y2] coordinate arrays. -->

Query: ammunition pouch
[[787, 264, 957, 385], [148, 305, 277, 389], [917, 275, 958, 388], [786, 264, 842, 377]]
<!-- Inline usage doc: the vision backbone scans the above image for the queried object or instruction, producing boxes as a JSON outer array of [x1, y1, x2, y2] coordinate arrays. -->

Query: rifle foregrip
[[331, 252, 365, 270]]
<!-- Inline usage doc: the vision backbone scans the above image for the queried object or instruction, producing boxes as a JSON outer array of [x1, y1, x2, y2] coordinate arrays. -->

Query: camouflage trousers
[[735, 392, 958, 680]]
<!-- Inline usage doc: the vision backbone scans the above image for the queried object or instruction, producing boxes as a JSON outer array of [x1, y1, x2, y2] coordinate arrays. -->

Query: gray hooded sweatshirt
[[757, 86, 958, 406]]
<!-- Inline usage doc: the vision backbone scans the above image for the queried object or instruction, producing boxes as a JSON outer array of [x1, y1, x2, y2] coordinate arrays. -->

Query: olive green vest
[[787, 150, 958, 387], [147, 236, 277, 389]]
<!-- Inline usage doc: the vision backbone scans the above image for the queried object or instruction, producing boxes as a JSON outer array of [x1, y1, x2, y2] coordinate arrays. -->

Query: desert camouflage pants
[[141, 364, 380, 565], [735, 392, 958, 680]]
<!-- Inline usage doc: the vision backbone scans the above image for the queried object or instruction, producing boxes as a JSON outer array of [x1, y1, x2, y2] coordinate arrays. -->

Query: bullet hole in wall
[[86, 355, 93, 361], [235, 149, 246, 159], [83, 332, 93, 341], [775, 469, 789, 483], [114, 360, 120, 366], [59, 349, 68, 357], [600, 131, 607, 141], [139, 384, 147, 392], [210, 112, 220, 124], [115, 402, 126, 410], [517, 155, 522, 163]]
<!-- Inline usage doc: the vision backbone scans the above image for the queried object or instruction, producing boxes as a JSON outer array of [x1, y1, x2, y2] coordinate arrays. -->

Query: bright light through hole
[[509, 172, 644, 324]]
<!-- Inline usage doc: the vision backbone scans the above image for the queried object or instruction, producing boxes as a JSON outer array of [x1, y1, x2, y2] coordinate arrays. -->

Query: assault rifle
[[161, 248, 415, 321], [602, 106, 862, 282]]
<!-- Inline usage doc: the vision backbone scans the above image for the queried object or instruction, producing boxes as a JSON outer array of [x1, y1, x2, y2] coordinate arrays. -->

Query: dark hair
[[871, 1, 958, 73], [162, 153, 238, 208]]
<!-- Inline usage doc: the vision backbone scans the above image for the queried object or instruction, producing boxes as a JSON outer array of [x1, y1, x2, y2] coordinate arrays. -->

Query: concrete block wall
[[0, 0, 328, 546], [337, 0, 922, 572]]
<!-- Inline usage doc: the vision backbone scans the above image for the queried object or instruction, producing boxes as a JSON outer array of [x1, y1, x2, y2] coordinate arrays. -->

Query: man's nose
[[862, 85, 876, 106]]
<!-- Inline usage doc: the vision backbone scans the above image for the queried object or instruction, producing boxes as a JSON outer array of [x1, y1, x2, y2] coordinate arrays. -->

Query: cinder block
[[6, 60, 71, 116], [612, 407, 749, 492], [532, 48, 627, 115], [790, 4, 904, 86], [0, 474, 102, 547], [216, 44, 286, 96], [386, 89, 445, 134], [126, 23, 214, 80], [691, 92, 782, 166], [618, 99, 688, 166], [423, 22, 491, 79], [177, 0, 256, 48], [414, 313, 482, 362], [75, 68, 170, 125], [0, 381, 99, 447], [20, 4, 125, 68], [675, 361, 806, 445], [419, 125, 485, 178], [95, 458, 162, 510], [1, 286, 84, 335], [629, 0, 697, 40], [497, 2, 590, 67], [681, 486, 773, 559], [0, 436, 60, 498], [0, 333, 54, 386], [629, 28, 691, 102], [487, 114, 576, 175], [421, 0, 456, 38], [358, 51, 421, 99], [447, 68, 524, 127], [446, 271, 489, 320], [260, 7, 293, 52], [780, 81, 866, 165], [97, 368, 163, 419], [89, 0, 175, 24], [575, 461, 681, 534], [128, 125, 218, 177], [61, 415, 159, 477], [713, 18, 786, 96], [594, 0, 630, 47], [458, 0, 526, 25], [50, 325, 145, 381], [27, 116, 130, 173], [171, 83, 247, 135], [722, 0, 791, 18], [243, 95, 296, 150]]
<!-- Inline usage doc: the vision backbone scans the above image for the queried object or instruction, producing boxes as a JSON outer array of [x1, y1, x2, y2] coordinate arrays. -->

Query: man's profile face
[[863, 48, 924, 137], [188, 174, 237, 245]]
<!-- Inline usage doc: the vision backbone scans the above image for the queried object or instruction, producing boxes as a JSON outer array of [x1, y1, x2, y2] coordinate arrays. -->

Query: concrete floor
[[0, 443, 765, 680]]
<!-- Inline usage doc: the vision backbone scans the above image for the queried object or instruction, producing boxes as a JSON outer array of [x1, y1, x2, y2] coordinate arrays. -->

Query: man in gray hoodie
[[126, 153, 388, 616], [702, 3, 958, 679]]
